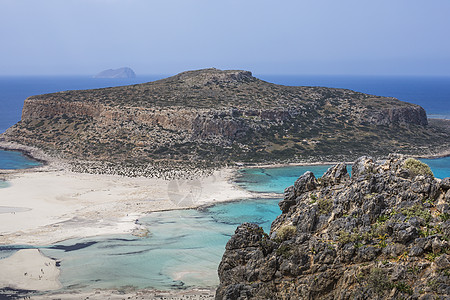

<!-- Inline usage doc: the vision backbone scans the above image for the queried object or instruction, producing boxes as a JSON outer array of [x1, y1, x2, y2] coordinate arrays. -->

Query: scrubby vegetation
[[403, 157, 434, 177]]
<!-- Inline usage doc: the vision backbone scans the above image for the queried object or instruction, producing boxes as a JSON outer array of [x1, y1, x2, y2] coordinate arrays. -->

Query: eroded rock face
[[216, 155, 450, 299]]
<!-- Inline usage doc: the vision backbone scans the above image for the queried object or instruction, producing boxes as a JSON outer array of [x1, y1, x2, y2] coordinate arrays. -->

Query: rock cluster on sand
[[216, 155, 450, 299]]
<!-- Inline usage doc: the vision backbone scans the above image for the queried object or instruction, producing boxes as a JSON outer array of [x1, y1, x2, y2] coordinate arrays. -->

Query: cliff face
[[216, 155, 450, 299], [1, 69, 448, 173]]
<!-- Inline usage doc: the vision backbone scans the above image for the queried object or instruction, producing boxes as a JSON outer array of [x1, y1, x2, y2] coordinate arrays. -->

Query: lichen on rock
[[216, 155, 450, 299]]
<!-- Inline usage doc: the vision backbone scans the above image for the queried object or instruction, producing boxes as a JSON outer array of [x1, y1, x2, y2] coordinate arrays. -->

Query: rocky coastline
[[216, 155, 450, 299]]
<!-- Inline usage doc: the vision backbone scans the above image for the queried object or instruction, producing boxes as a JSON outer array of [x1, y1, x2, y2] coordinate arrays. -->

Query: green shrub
[[367, 268, 391, 296], [401, 204, 431, 223], [403, 158, 433, 177], [393, 282, 413, 295], [276, 225, 296, 242], [338, 230, 360, 244], [318, 198, 332, 215], [276, 244, 293, 258]]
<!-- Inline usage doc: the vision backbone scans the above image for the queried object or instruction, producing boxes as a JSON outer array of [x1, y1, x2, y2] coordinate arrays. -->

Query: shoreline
[[1, 141, 449, 298], [0, 167, 257, 246], [0, 140, 53, 169], [28, 288, 216, 299], [1, 144, 448, 245], [238, 151, 450, 170]]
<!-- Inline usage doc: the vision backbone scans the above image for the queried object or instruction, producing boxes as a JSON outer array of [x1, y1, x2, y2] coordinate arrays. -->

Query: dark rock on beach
[[216, 155, 450, 299]]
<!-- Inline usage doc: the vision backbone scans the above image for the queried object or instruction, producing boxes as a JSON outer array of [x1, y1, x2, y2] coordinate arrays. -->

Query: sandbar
[[0, 167, 254, 245], [0, 249, 61, 291]]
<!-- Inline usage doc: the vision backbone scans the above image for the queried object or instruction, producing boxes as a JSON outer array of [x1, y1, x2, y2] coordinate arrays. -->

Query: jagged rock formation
[[216, 155, 450, 299], [94, 67, 136, 78], [1, 68, 449, 174]]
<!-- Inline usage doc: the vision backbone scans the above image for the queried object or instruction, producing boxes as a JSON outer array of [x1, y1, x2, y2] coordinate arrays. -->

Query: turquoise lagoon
[[422, 156, 450, 180], [0, 149, 41, 170], [0, 158, 449, 291], [236, 164, 334, 193], [0, 149, 41, 189], [238, 157, 450, 194], [0, 198, 281, 290]]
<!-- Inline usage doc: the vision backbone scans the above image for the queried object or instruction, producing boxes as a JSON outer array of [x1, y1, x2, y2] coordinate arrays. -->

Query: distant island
[[1, 68, 449, 177], [94, 67, 136, 78]]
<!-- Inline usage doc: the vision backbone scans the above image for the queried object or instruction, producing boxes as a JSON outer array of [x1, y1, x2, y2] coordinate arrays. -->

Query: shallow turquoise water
[[237, 157, 449, 194], [236, 165, 333, 194], [0, 158, 448, 292], [0, 149, 41, 170], [28, 199, 280, 290], [0, 180, 9, 188], [421, 156, 450, 179]]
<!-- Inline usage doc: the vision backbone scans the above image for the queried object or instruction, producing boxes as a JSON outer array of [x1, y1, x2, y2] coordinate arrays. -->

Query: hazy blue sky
[[1, 0, 450, 76]]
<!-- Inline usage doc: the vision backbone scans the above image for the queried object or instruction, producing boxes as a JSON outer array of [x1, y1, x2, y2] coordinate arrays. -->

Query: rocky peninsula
[[216, 155, 450, 299], [1, 68, 449, 177]]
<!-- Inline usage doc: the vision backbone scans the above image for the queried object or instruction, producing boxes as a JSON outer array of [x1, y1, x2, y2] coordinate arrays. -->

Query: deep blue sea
[[0, 75, 449, 292], [0, 75, 166, 133]]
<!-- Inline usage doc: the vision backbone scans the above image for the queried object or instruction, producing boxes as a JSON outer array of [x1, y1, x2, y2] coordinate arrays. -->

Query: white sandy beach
[[0, 165, 255, 294], [0, 167, 253, 246], [0, 249, 61, 291]]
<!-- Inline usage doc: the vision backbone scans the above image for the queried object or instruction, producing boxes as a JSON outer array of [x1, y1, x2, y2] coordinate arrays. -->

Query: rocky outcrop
[[94, 67, 136, 78], [216, 155, 450, 299], [362, 105, 428, 126], [2, 69, 448, 174]]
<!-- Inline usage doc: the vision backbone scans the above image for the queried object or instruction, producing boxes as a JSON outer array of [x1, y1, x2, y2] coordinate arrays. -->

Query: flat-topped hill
[[1, 69, 449, 176], [27, 68, 424, 112]]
